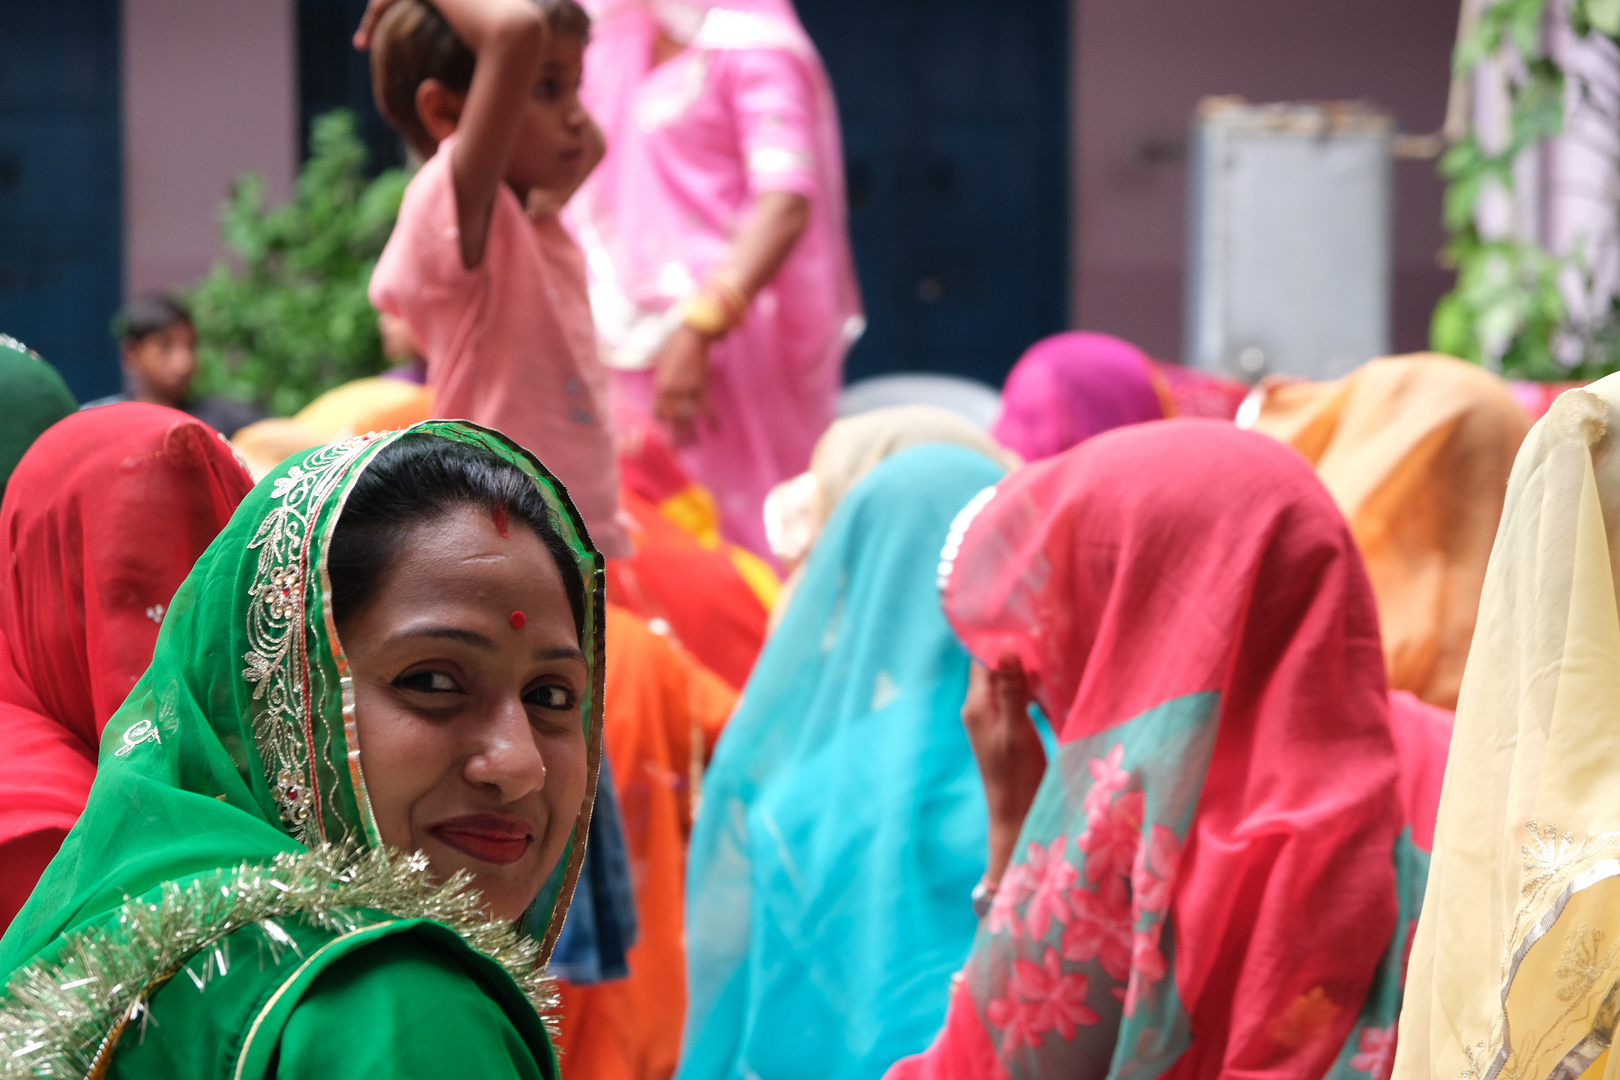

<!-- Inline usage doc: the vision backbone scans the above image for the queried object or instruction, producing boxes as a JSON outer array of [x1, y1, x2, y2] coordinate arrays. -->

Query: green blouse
[[108, 916, 558, 1080]]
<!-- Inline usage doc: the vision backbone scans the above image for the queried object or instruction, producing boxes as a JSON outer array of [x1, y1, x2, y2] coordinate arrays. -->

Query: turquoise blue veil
[[680, 444, 1006, 1080]]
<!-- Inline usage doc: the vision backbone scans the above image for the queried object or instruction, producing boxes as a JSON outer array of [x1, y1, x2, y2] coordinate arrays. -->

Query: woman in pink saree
[[568, 0, 862, 557]]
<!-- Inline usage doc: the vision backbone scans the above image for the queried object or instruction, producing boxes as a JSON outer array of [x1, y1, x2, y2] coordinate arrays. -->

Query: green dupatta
[[0, 421, 604, 1077]]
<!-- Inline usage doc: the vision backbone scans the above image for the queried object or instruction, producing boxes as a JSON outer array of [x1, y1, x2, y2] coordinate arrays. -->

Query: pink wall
[[122, 0, 297, 297], [1072, 0, 1460, 360]]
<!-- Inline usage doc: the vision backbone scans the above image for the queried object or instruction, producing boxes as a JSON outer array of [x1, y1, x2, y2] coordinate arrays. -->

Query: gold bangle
[[707, 274, 750, 326], [677, 292, 731, 338]]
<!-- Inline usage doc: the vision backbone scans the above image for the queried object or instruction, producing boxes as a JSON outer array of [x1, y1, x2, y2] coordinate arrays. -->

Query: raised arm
[[357, 0, 546, 270], [961, 655, 1046, 887], [438, 0, 546, 269]]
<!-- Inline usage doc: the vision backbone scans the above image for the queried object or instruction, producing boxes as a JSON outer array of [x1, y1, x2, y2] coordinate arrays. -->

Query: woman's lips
[[428, 814, 535, 866]]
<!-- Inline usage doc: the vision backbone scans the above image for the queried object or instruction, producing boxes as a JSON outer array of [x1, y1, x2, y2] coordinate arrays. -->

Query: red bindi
[[491, 502, 509, 538], [510, 610, 526, 630]]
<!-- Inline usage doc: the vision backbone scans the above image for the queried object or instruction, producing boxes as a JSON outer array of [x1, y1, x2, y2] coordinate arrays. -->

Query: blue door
[[797, 0, 1068, 387], [0, 0, 122, 400], [298, 0, 405, 172]]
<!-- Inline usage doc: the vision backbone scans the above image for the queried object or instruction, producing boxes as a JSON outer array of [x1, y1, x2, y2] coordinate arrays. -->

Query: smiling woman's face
[[337, 503, 589, 922]]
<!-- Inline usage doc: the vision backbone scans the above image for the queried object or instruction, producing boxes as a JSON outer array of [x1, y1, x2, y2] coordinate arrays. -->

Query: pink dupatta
[[890, 422, 1411, 1080]]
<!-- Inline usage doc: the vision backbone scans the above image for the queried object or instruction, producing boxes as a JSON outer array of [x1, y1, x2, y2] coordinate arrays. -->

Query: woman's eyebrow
[[384, 627, 584, 666], [386, 626, 495, 651]]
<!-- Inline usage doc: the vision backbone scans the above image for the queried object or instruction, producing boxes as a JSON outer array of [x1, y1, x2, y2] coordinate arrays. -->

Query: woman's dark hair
[[328, 433, 587, 640], [371, 0, 592, 160], [114, 293, 192, 345]]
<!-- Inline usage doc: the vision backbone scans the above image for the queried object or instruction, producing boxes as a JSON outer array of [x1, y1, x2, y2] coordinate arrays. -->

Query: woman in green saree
[[0, 420, 605, 1079]]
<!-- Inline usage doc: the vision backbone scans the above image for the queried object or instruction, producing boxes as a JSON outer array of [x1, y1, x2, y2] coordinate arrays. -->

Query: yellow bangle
[[678, 292, 731, 338], [707, 274, 750, 326]]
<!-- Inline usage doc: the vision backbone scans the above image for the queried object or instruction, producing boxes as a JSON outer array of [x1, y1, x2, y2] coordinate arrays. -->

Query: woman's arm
[[719, 190, 810, 298], [961, 656, 1046, 886], [654, 191, 810, 431]]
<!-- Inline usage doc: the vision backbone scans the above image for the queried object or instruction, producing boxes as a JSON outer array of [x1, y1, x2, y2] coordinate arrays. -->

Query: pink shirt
[[371, 135, 627, 555]]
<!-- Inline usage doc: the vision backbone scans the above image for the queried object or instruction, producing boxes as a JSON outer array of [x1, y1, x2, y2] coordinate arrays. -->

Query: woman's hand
[[962, 654, 1045, 885], [653, 326, 712, 442], [649, 191, 806, 444]]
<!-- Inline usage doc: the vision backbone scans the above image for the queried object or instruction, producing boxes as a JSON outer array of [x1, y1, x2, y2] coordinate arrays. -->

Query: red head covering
[[0, 403, 253, 928], [893, 420, 1401, 1080], [609, 414, 769, 688], [1148, 360, 1249, 420]]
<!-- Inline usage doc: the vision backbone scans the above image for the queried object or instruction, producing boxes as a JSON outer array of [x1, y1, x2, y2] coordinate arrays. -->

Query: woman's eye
[[526, 684, 575, 710], [535, 79, 559, 100], [396, 670, 460, 694]]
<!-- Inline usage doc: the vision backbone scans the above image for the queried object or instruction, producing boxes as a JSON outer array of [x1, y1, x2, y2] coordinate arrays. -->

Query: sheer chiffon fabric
[[0, 336, 76, 499], [683, 445, 1007, 1080], [1147, 361, 1248, 421], [892, 421, 1406, 1080], [1392, 377, 1620, 1080], [0, 403, 252, 929], [765, 405, 1020, 633], [1249, 354, 1530, 709]]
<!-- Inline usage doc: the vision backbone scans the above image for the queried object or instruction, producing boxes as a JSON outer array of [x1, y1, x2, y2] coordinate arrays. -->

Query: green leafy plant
[[189, 110, 409, 416], [1434, 0, 1620, 380]]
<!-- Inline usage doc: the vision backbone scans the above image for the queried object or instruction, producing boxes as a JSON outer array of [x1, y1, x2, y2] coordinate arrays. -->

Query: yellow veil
[[1393, 376, 1620, 1080]]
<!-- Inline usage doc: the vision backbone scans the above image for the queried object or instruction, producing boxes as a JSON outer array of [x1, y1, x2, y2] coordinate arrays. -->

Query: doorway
[[298, 0, 405, 174], [797, 0, 1069, 387], [0, 0, 123, 399]]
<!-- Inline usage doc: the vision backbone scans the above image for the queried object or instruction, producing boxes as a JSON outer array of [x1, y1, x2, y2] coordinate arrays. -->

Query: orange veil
[[1249, 354, 1530, 709], [554, 605, 737, 1079]]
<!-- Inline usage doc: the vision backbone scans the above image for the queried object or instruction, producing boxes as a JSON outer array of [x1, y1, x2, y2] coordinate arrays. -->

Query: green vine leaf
[[1578, 0, 1620, 36], [1431, 0, 1620, 380], [188, 110, 408, 416]]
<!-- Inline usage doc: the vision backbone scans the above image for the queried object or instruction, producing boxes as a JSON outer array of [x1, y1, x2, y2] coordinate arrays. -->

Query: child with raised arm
[[361, 0, 628, 554]]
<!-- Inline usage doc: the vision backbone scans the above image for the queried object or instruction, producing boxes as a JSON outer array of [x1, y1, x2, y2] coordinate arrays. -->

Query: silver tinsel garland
[[0, 844, 556, 1078]]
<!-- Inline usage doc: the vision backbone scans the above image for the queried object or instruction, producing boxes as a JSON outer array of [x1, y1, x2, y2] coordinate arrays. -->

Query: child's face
[[122, 323, 197, 408], [506, 34, 591, 197]]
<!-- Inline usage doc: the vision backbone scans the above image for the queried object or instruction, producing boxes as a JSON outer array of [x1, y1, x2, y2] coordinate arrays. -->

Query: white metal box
[[1185, 99, 1393, 382]]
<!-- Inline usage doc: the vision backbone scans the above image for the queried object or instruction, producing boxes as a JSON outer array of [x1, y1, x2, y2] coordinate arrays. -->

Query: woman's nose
[[463, 698, 547, 802]]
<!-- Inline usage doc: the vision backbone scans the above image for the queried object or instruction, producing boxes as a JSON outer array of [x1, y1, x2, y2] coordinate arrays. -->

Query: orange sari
[[555, 604, 737, 1080]]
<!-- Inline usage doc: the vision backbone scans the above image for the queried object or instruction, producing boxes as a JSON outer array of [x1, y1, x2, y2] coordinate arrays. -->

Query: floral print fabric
[[968, 692, 1216, 1079], [890, 422, 1408, 1080]]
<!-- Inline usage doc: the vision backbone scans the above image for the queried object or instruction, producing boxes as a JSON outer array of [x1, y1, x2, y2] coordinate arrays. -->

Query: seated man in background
[[84, 293, 263, 438]]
